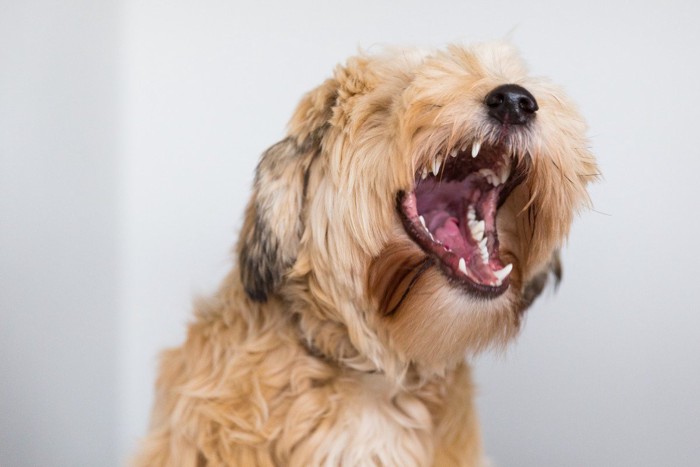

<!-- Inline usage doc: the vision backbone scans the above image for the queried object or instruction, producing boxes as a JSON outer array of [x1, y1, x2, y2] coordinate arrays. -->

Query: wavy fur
[[134, 42, 597, 466]]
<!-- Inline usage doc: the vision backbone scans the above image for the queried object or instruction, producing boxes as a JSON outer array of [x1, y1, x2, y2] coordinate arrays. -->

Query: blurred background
[[2, 0, 699, 465]]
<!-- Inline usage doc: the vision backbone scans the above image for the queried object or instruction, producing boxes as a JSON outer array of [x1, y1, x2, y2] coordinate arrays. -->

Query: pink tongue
[[434, 217, 466, 253], [435, 217, 494, 283]]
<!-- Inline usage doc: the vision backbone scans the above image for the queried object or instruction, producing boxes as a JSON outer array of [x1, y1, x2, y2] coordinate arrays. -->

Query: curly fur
[[133, 42, 598, 466]]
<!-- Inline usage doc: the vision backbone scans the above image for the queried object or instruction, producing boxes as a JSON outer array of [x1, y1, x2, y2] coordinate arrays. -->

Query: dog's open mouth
[[398, 141, 524, 297]]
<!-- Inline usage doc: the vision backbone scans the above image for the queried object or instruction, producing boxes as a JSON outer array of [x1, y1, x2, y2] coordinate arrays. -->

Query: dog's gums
[[398, 141, 525, 298]]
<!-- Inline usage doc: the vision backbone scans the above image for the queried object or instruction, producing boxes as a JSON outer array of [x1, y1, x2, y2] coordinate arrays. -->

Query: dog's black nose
[[484, 84, 538, 125]]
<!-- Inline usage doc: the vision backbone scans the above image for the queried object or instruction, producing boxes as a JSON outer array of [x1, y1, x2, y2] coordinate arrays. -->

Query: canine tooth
[[432, 157, 442, 175], [500, 166, 510, 184], [419, 215, 427, 230], [493, 263, 513, 282], [471, 141, 481, 158], [450, 148, 458, 158], [421, 167, 428, 180], [458, 257, 467, 274]]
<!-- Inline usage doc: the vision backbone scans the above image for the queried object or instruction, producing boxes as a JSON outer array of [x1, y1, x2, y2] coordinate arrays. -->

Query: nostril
[[486, 93, 505, 108], [518, 96, 537, 113]]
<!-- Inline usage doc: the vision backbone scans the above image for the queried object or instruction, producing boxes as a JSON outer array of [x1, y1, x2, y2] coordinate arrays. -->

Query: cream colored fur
[[133, 42, 597, 466]]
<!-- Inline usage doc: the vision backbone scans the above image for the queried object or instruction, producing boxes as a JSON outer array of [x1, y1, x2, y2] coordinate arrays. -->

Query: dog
[[133, 42, 598, 466]]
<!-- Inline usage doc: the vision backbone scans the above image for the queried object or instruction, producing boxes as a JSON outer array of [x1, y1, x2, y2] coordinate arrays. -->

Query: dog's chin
[[369, 242, 522, 370], [397, 139, 525, 300]]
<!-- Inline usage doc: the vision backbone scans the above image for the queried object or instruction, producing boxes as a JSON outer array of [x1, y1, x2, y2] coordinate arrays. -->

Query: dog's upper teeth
[[471, 141, 481, 158], [493, 263, 513, 285], [421, 167, 428, 180], [468, 219, 485, 241], [450, 148, 458, 158], [479, 169, 499, 186], [499, 166, 510, 184], [432, 156, 442, 175], [461, 143, 468, 152], [458, 257, 467, 275]]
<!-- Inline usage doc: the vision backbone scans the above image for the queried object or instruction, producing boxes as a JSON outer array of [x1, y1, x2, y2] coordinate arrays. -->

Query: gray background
[[2, 0, 699, 466]]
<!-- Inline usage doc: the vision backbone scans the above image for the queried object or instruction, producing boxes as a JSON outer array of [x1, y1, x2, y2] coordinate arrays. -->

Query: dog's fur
[[134, 43, 597, 466]]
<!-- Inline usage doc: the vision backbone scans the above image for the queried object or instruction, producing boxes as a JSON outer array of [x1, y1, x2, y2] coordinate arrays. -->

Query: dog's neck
[[220, 268, 460, 386], [287, 299, 462, 389], [296, 331, 380, 374]]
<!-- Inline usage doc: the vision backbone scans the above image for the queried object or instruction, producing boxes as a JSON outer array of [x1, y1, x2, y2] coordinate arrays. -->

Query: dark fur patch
[[368, 240, 433, 317], [239, 205, 286, 302], [238, 139, 300, 302], [520, 250, 562, 311], [238, 130, 325, 302]]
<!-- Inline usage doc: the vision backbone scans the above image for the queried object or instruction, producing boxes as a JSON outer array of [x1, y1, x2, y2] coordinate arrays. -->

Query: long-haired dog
[[134, 42, 598, 466]]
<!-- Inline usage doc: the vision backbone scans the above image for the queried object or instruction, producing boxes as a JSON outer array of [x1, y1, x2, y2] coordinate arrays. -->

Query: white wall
[[0, 1, 121, 466], [3, 0, 700, 465]]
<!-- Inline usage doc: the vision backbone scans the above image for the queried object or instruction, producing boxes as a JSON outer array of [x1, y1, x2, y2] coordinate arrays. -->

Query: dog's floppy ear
[[237, 138, 316, 302], [238, 78, 338, 302], [520, 250, 562, 311]]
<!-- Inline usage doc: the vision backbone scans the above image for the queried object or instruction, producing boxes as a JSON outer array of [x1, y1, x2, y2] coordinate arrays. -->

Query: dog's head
[[238, 43, 598, 374]]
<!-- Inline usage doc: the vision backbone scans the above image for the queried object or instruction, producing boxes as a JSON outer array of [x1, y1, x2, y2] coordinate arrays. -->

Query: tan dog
[[134, 42, 597, 466]]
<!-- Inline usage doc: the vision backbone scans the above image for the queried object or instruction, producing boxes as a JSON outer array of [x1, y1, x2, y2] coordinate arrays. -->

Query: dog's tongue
[[434, 217, 462, 249], [431, 212, 497, 284]]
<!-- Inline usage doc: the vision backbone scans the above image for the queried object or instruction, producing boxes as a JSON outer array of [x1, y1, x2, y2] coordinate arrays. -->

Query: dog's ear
[[520, 250, 562, 311], [238, 79, 338, 302], [237, 138, 315, 302]]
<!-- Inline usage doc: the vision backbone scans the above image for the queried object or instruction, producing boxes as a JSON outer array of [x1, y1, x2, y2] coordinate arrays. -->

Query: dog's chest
[[280, 373, 436, 466]]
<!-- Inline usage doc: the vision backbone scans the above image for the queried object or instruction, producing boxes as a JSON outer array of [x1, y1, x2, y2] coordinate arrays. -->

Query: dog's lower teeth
[[493, 263, 513, 283], [458, 257, 467, 274], [480, 249, 489, 263], [479, 238, 489, 262], [469, 220, 485, 241], [467, 206, 476, 222]]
